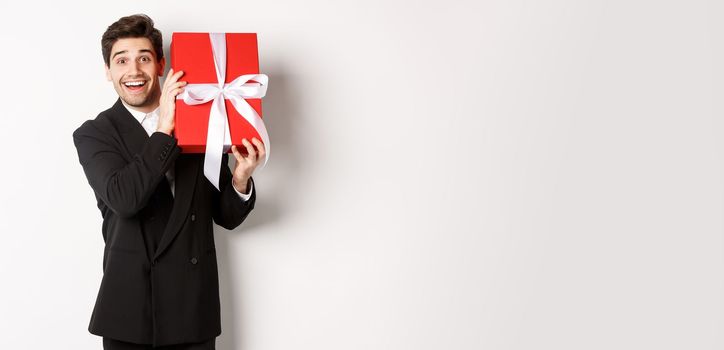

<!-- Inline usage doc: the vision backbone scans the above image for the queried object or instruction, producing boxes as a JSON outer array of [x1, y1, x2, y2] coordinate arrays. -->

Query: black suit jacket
[[72, 98, 255, 346]]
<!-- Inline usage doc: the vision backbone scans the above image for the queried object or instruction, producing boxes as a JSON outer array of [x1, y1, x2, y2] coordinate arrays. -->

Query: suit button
[[190, 257, 198, 264], [191, 214, 196, 221], [152, 259, 158, 266]]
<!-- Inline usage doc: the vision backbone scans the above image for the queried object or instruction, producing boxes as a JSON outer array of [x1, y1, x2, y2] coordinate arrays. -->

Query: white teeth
[[124, 81, 145, 87]]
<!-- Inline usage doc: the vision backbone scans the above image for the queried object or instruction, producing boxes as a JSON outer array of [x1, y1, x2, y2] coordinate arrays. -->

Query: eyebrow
[[111, 49, 154, 60]]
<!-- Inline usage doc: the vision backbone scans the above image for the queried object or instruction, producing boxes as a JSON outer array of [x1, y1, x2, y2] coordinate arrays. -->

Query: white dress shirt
[[121, 101, 253, 201]]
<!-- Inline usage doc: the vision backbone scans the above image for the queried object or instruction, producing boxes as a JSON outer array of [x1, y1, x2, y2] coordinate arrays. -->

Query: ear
[[104, 64, 111, 81], [158, 57, 166, 77]]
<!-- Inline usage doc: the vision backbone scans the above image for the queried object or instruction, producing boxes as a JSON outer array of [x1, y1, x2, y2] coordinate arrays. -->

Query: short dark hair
[[101, 14, 163, 67]]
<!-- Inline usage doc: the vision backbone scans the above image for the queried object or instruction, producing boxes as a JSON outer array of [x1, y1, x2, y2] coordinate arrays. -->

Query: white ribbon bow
[[177, 32, 270, 190]]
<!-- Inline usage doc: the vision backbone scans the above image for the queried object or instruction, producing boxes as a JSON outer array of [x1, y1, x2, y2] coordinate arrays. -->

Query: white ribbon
[[177, 32, 270, 190]]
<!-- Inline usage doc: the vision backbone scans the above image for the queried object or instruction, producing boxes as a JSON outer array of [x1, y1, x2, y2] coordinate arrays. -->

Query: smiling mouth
[[123, 80, 147, 92]]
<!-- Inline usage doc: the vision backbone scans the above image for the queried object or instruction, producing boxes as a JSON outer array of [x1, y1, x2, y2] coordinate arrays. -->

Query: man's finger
[[164, 70, 184, 90], [167, 81, 186, 89], [231, 145, 244, 162], [170, 87, 185, 97], [172, 70, 184, 82], [163, 68, 174, 89], [251, 138, 265, 159], [242, 138, 257, 160]]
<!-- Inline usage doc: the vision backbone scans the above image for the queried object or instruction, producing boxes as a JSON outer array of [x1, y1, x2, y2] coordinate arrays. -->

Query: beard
[[122, 88, 158, 107], [115, 75, 160, 109]]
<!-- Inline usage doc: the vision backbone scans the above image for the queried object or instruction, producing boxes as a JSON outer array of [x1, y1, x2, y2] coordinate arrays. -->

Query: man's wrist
[[233, 177, 250, 194], [157, 124, 174, 135], [157, 129, 173, 136]]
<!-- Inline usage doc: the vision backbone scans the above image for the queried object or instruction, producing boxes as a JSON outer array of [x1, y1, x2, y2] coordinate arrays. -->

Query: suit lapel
[[108, 98, 150, 158], [153, 154, 200, 260]]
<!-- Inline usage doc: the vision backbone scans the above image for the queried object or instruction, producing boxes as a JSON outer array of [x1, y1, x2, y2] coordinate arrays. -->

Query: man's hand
[[157, 68, 187, 135], [230, 138, 265, 194]]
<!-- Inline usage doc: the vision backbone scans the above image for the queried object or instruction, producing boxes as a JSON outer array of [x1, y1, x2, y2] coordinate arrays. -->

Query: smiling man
[[107, 39, 161, 111], [72, 14, 264, 350]]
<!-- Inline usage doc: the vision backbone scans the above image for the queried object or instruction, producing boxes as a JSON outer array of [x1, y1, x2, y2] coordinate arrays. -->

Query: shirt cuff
[[232, 179, 253, 201]]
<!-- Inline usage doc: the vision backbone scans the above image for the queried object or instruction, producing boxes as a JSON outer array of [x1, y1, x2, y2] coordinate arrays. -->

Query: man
[[72, 14, 264, 349]]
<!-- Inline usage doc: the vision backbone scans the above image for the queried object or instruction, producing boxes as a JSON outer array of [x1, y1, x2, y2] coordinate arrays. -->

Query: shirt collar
[[121, 100, 160, 124]]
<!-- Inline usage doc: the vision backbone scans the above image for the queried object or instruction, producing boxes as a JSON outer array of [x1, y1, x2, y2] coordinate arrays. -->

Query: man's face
[[105, 37, 165, 112]]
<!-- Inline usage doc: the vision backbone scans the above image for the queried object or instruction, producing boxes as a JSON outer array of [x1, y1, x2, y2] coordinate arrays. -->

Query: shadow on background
[[215, 59, 301, 350]]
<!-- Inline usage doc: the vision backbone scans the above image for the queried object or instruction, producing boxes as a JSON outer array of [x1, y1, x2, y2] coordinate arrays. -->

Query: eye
[[117, 59, 126, 64], [140, 56, 151, 62]]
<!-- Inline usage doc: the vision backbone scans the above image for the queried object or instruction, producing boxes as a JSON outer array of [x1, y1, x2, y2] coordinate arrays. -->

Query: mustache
[[120, 74, 151, 82]]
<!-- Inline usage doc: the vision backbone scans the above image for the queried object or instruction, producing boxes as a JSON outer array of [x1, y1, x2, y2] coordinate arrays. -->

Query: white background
[[1, 1, 723, 349]]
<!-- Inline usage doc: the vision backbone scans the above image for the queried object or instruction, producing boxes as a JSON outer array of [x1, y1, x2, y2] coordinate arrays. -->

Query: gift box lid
[[171, 32, 260, 84]]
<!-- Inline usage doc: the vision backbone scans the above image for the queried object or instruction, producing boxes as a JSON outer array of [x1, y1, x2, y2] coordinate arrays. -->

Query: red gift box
[[171, 32, 264, 153]]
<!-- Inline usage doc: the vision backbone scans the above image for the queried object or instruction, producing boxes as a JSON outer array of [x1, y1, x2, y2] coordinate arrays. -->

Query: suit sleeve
[[73, 122, 180, 218], [212, 153, 255, 230]]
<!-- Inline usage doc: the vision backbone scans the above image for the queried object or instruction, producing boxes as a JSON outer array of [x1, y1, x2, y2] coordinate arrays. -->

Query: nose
[[128, 60, 143, 76]]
